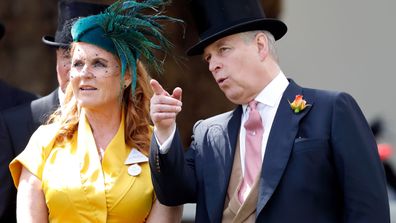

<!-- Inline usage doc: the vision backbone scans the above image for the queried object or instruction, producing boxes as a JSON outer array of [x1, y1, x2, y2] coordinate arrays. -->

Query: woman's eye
[[93, 61, 106, 68], [72, 61, 83, 67]]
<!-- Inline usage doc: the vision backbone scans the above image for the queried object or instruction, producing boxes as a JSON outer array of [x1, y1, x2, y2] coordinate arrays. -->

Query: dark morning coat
[[0, 89, 59, 223], [150, 80, 390, 223], [0, 80, 37, 111]]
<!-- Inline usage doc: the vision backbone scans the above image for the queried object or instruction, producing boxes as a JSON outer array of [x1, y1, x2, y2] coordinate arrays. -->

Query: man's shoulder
[[30, 89, 59, 109], [2, 101, 31, 121], [203, 109, 236, 124], [2, 89, 59, 126], [0, 80, 38, 110], [192, 108, 240, 132], [289, 79, 353, 100], [296, 82, 356, 103], [298, 86, 362, 116]]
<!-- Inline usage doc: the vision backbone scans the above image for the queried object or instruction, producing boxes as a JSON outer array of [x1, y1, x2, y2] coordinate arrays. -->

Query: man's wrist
[[154, 125, 176, 154], [154, 124, 176, 144]]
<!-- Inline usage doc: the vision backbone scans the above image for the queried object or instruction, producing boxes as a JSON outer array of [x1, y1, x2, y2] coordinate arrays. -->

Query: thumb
[[171, 87, 182, 101], [150, 79, 169, 96]]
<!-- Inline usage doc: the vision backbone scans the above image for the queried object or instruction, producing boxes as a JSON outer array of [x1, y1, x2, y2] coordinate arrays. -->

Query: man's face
[[56, 48, 71, 92], [202, 33, 268, 105]]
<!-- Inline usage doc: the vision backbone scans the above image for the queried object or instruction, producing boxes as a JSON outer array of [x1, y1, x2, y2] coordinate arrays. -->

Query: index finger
[[150, 79, 169, 96]]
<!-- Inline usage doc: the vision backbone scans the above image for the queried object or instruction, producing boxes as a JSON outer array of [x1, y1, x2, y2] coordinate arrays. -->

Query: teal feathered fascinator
[[71, 0, 182, 94]]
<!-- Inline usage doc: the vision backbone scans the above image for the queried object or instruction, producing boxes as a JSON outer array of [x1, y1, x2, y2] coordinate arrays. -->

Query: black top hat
[[42, 0, 108, 48], [0, 22, 4, 40], [186, 0, 287, 56]]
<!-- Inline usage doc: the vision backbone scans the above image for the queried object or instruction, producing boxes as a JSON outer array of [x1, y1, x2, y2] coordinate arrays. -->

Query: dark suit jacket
[[0, 80, 37, 111], [150, 80, 390, 223], [0, 89, 59, 223]]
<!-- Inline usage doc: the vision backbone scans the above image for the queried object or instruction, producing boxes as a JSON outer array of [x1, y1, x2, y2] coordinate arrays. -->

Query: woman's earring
[[123, 84, 127, 89]]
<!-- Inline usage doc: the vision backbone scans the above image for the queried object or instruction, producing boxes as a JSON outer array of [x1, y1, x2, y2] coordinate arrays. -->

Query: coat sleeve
[[149, 127, 199, 206], [331, 92, 390, 222], [0, 113, 17, 221]]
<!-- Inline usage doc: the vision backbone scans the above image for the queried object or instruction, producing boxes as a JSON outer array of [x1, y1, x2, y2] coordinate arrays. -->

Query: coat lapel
[[31, 89, 60, 128], [204, 107, 242, 223], [256, 80, 314, 214]]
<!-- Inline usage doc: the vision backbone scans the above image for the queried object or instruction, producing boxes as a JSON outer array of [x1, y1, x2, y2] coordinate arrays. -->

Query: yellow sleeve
[[9, 124, 58, 188]]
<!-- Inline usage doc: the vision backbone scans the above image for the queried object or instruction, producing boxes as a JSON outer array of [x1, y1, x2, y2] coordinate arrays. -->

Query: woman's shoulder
[[36, 122, 60, 132], [30, 123, 61, 148], [33, 123, 60, 137], [10, 123, 62, 186]]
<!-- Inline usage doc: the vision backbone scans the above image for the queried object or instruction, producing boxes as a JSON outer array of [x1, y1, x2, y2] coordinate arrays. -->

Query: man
[[149, 0, 390, 222], [0, 20, 38, 222], [0, 1, 107, 222], [0, 21, 37, 110], [0, 80, 37, 110]]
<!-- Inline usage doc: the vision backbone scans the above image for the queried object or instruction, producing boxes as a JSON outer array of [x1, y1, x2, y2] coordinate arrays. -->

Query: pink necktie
[[238, 100, 264, 203]]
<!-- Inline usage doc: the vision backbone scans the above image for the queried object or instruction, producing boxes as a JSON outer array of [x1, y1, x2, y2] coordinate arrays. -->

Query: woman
[[9, 0, 182, 222]]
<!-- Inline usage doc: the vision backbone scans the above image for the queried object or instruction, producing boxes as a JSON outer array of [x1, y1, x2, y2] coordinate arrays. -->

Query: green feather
[[99, 0, 183, 95]]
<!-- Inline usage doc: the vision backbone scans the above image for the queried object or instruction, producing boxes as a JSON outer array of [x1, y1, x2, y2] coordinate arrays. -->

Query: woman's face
[[70, 42, 130, 110]]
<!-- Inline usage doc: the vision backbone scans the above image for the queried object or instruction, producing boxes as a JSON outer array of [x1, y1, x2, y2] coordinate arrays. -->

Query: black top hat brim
[[42, 35, 69, 48], [41, 0, 108, 48], [186, 18, 287, 56]]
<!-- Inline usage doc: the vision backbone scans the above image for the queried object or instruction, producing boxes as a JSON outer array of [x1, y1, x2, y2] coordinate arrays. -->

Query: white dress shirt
[[239, 71, 289, 176], [155, 71, 290, 177], [58, 87, 65, 107]]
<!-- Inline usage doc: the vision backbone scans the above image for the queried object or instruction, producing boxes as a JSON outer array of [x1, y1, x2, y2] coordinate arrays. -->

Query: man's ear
[[256, 32, 269, 60]]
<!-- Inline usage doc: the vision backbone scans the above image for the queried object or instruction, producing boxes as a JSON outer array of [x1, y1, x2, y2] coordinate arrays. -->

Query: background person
[[0, 21, 37, 111], [0, 19, 38, 223], [371, 118, 396, 199]]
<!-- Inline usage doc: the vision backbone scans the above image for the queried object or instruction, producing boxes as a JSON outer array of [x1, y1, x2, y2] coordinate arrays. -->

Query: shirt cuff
[[154, 125, 176, 154]]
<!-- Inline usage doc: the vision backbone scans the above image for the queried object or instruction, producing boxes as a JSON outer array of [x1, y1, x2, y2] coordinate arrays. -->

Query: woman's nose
[[71, 66, 96, 79]]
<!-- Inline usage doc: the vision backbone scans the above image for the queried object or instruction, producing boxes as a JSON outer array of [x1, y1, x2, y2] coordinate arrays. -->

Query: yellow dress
[[10, 110, 154, 222]]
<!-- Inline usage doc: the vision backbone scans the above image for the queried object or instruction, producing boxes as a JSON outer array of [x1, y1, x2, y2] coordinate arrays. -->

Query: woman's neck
[[83, 106, 123, 157]]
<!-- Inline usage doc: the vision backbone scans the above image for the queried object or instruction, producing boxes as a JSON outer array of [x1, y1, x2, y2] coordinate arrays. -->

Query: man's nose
[[208, 58, 221, 73]]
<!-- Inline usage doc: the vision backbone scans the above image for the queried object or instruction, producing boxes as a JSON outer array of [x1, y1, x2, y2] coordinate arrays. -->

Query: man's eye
[[219, 47, 230, 53]]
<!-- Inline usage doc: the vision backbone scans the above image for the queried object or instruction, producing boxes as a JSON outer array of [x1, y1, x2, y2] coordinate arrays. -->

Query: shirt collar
[[243, 70, 289, 112], [58, 87, 65, 106]]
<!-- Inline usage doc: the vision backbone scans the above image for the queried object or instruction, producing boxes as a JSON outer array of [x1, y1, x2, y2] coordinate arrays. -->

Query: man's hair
[[241, 30, 278, 61]]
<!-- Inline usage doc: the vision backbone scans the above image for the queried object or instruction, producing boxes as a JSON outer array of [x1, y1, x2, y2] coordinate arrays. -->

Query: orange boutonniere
[[288, 95, 311, 113]]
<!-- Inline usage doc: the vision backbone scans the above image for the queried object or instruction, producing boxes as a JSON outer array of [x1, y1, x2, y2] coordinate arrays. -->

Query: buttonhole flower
[[288, 95, 311, 113]]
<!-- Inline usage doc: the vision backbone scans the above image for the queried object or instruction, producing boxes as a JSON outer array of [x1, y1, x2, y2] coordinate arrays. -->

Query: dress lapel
[[76, 110, 107, 220], [256, 80, 314, 214], [204, 107, 242, 223], [101, 113, 138, 211]]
